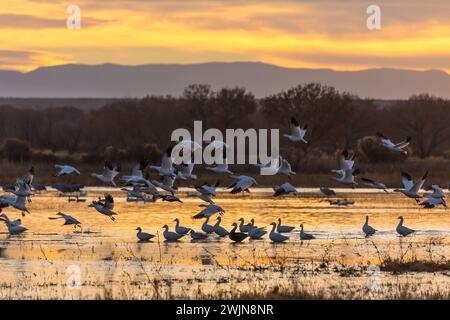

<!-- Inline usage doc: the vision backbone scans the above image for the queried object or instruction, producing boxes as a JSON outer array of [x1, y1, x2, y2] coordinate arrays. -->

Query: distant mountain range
[[1, 62, 449, 99]]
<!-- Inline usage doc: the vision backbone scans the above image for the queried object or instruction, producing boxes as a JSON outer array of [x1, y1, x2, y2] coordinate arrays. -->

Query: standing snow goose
[[284, 117, 307, 143], [136, 227, 155, 242], [276, 157, 296, 177], [189, 229, 208, 240], [299, 224, 315, 240], [91, 161, 120, 186], [238, 218, 253, 233], [396, 216, 415, 237], [248, 226, 267, 239], [228, 175, 257, 194], [361, 177, 388, 193], [201, 216, 214, 234], [331, 150, 355, 177], [174, 218, 191, 235], [276, 218, 295, 233], [213, 217, 229, 237], [394, 171, 428, 199], [150, 146, 175, 177], [377, 133, 411, 155], [162, 224, 185, 241], [192, 204, 225, 219], [228, 223, 248, 243], [362, 216, 376, 237], [332, 168, 360, 187], [0, 214, 27, 235], [177, 162, 197, 180], [54, 165, 81, 177], [269, 222, 289, 243], [195, 181, 220, 197], [88, 194, 117, 221], [273, 182, 297, 197], [48, 212, 81, 228]]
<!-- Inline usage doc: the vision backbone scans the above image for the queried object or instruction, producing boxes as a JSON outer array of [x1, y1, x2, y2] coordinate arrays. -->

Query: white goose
[[136, 227, 155, 241], [195, 181, 219, 197], [174, 218, 191, 235], [377, 133, 411, 155], [238, 218, 253, 233], [361, 177, 388, 192], [54, 165, 81, 177], [424, 184, 446, 199], [284, 117, 307, 143], [0, 193, 30, 215], [362, 216, 376, 237], [121, 160, 149, 184], [276, 157, 295, 177], [91, 161, 120, 186], [150, 147, 175, 177], [193, 204, 225, 219], [213, 217, 229, 237], [299, 224, 315, 240], [276, 218, 295, 233], [0, 214, 27, 235], [177, 162, 197, 180], [162, 224, 185, 241], [189, 230, 208, 240], [186, 192, 215, 204], [88, 194, 117, 221], [49, 212, 81, 228], [152, 174, 178, 195], [273, 182, 297, 197], [332, 168, 360, 187], [396, 216, 415, 237], [206, 157, 233, 174], [248, 226, 267, 239], [419, 197, 447, 209], [394, 172, 428, 199], [331, 150, 355, 177], [228, 175, 257, 194], [201, 216, 214, 234], [269, 222, 289, 243]]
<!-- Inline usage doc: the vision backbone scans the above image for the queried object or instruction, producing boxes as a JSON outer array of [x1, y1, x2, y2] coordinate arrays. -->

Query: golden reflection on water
[[0, 189, 449, 299]]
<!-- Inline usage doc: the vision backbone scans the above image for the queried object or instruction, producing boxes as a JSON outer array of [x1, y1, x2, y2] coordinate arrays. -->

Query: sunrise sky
[[1, 0, 450, 73]]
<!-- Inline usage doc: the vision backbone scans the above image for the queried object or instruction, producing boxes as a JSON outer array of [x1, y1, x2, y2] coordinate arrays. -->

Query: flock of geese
[[0, 117, 447, 242]]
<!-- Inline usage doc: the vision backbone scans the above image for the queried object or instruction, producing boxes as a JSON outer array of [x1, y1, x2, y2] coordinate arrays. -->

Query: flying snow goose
[[150, 146, 175, 177], [228, 223, 249, 243], [331, 150, 355, 177], [0, 214, 27, 235], [48, 212, 81, 228], [299, 224, 315, 240], [0, 194, 29, 215], [121, 160, 150, 184], [273, 182, 297, 197], [194, 181, 219, 197], [361, 177, 388, 192], [189, 229, 209, 240], [88, 194, 117, 221], [192, 204, 225, 219], [177, 162, 197, 180], [152, 174, 178, 195], [21, 166, 34, 190], [162, 224, 185, 241], [377, 133, 411, 155], [276, 157, 295, 177], [396, 216, 415, 236], [394, 171, 428, 199], [206, 156, 233, 174], [174, 218, 191, 235], [213, 217, 229, 237], [135, 227, 155, 242], [419, 197, 447, 208], [228, 175, 257, 194], [186, 192, 215, 204], [284, 117, 308, 143], [332, 168, 360, 187], [54, 165, 81, 177], [201, 216, 214, 234], [91, 161, 120, 186], [269, 222, 289, 243], [424, 184, 446, 199], [362, 216, 376, 237], [276, 218, 295, 233], [161, 194, 183, 203]]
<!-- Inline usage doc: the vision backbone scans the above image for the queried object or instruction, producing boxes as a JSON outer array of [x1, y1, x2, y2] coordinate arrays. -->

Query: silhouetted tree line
[[0, 83, 449, 165]]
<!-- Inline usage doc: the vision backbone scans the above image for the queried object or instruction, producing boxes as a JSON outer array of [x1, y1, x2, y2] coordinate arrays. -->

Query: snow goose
[[150, 146, 175, 177], [299, 224, 315, 240], [332, 168, 360, 187], [213, 217, 229, 237], [189, 229, 208, 240], [0, 193, 29, 215], [273, 182, 297, 197], [162, 224, 185, 241], [394, 172, 428, 200], [276, 157, 296, 177], [284, 117, 307, 143], [248, 226, 267, 239], [121, 160, 149, 184], [195, 181, 220, 197], [54, 165, 81, 177], [186, 192, 215, 204], [136, 227, 155, 241], [174, 218, 191, 235], [331, 150, 355, 177], [161, 194, 183, 203], [177, 162, 197, 180], [362, 216, 376, 237], [424, 184, 446, 199], [396, 216, 415, 237], [0, 214, 27, 235], [91, 161, 120, 186], [88, 194, 117, 221], [320, 187, 336, 196], [377, 133, 411, 155], [228, 175, 257, 194], [276, 218, 295, 233], [192, 204, 225, 219], [361, 177, 388, 192], [228, 223, 248, 243], [49, 212, 81, 228], [152, 174, 178, 195], [238, 218, 253, 233], [201, 216, 214, 234], [269, 222, 289, 243], [206, 157, 233, 174], [419, 197, 446, 209]]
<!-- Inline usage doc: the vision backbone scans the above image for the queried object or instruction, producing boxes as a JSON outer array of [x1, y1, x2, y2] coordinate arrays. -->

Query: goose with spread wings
[[377, 133, 411, 155], [394, 171, 428, 199], [89, 194, 117, 221], [91, 161, 120, 186], [284, 117, 308, 143]]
